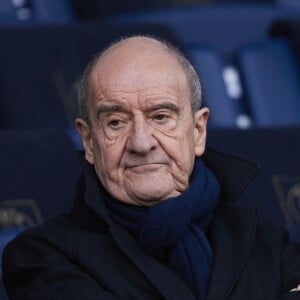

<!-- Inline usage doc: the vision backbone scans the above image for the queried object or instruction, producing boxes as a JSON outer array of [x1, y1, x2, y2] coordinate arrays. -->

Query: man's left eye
[[109, 119, 122, 127]]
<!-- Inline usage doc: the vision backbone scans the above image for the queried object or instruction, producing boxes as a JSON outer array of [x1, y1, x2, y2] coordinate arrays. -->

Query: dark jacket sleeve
[[2, 233, 117, 300]]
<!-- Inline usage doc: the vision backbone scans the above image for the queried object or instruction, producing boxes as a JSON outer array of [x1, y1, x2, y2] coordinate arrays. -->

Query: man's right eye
[[108, 119, 122, 128]]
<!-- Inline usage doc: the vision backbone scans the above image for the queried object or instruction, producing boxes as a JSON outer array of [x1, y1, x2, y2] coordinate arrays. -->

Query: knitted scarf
[[105, 158, 220, 300]]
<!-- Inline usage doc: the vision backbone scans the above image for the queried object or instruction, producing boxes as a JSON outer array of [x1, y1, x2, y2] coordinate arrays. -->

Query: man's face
[[76, 38, 208, 205]]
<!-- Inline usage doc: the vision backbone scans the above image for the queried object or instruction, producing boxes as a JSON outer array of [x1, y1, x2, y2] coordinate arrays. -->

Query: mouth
[[125, 163, 164, 172]]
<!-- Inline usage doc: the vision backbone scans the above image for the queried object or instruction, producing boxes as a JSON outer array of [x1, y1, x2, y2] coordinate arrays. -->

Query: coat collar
[[77, 148, 261, 300], [203, 147, 261, 203]]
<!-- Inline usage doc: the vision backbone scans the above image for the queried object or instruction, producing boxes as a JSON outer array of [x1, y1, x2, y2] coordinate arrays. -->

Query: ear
[[75, 118, 95, 165], [193, 107, 209, 157]]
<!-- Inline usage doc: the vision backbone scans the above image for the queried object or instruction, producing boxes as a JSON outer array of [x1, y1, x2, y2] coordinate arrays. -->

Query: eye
[[108, 119, 123, 128], [154, 113, 169, 121]]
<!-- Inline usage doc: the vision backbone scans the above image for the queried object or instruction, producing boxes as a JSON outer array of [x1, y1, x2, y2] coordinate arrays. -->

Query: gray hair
[[77, 35, 202, 124]]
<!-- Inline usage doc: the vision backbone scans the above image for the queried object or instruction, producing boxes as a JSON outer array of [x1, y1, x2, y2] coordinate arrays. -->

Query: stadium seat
[[0, 0, 74, 24], [270, 18, 300, 68], [187, 46, 241, 127], [237, 38, 300, 126], [277, 0, 300, 7], [207, 127, 300, 244], [0, 128, 81, 228], [106, 4, 300, 54]]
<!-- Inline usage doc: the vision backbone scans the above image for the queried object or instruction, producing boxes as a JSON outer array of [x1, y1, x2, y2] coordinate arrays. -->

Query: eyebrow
[[95, 101, 179, 118], [147, 102, 179, 114], [96, 104, 129, 118]]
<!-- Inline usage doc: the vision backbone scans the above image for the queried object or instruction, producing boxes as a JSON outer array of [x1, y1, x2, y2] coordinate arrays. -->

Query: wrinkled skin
[[76, 37, 209, 206]]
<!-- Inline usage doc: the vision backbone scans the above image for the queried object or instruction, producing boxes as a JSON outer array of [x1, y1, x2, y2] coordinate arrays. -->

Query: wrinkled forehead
[[97, 37, 177, 69], [89, 37, 189, 93]]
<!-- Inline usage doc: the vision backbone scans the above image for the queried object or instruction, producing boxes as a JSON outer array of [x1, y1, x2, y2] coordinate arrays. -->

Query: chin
[[130, 188, 180, 206], [123, 173, 179, 205]]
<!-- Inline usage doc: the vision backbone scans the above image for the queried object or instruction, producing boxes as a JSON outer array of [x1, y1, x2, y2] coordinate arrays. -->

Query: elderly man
[[3, 36, 300, 299]]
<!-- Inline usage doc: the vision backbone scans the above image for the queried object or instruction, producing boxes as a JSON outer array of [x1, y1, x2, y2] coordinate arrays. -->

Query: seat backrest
[[0, 0, 74, 24], [107, 4, 300, 54], [0, 129, 81, 228], [270, 18, 300, 72], [238, 38, 300, 126], [31, 0, 74, 23], [277, 0, 300, 7], [187, 46, 241, 127], [207, 127, 300, 243]]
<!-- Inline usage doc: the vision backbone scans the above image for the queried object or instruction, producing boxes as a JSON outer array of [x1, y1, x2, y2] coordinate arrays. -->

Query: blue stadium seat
[[277, 0, 300, 7], [207, 127, 300, 244], [106, 4, 300, 54], [0, 128, 81, 228], [187, 46, 240, 127], [31, 0, 74, 23], [0, 0, 74, 24], [238, 38, 300, 126], [270, 18, 300, 70]]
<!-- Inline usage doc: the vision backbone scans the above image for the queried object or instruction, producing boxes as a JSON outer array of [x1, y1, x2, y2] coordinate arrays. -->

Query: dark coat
[[2, 149, 300, 300]]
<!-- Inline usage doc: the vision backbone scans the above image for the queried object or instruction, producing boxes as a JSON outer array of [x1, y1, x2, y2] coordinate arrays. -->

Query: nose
[[126, 118, 158, 154]]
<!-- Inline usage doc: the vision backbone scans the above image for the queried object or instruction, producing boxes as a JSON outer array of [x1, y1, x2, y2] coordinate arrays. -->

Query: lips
[[124, 162, 166, 173], [126, 162, 160, 168], [123, 154, 170, 170]]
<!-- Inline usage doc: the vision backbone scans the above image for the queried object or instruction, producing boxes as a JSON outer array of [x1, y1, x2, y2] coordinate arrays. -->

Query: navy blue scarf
[[105, 158, 220, 300]]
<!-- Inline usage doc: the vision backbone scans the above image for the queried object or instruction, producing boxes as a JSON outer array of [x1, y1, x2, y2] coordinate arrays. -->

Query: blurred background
[[0, 0, 300, 297]]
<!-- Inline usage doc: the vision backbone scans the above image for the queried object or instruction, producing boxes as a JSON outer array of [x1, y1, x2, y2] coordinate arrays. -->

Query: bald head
[[77, 36, 202, 123]]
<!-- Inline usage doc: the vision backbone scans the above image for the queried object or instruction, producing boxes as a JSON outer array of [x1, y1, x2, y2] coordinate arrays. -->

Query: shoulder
[[211, 203, 291, 249], [2, 212, 124, 300], [215, 202, 284, 229], [3, 215, 78, 268], [3, 205, 111, 271], [211, 203, 300, 295]]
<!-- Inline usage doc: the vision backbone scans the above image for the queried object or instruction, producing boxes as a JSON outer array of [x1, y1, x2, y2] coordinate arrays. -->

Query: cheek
[[92, 133, 125, 174], [157, 129, 195, 170]]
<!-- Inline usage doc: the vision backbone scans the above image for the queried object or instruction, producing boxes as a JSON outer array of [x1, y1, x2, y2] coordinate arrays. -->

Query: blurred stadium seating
[[0, 0, 74, 24], [105, 3, 300, 127], [0, 128, 81, 227], [187, 46, 240, 127], [237, 38, 300, 126]]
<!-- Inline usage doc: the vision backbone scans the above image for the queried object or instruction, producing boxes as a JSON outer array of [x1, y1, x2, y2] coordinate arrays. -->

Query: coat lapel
[[206, 204, 258, 300], [110, 224, 198, 300]]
